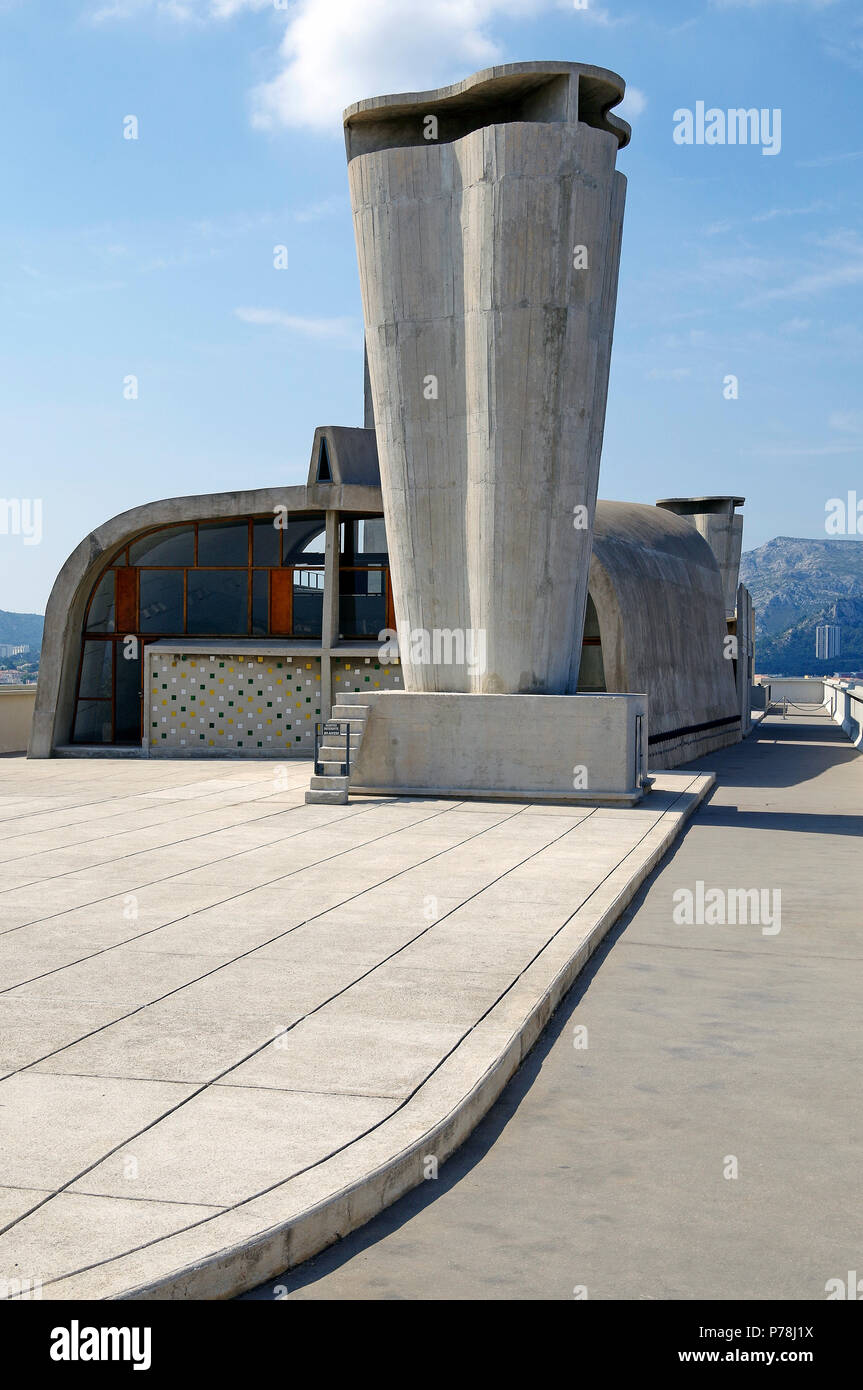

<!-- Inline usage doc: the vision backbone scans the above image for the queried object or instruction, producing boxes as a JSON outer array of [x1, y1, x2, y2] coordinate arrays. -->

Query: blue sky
[[1, 0, 861, 612]]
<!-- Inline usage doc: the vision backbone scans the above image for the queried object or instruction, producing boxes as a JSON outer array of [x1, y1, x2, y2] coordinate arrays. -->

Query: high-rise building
[[816, 624, 840, 660]]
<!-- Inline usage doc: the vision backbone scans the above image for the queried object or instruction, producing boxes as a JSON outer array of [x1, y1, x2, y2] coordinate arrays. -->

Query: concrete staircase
[[304, 702, 370, 805]]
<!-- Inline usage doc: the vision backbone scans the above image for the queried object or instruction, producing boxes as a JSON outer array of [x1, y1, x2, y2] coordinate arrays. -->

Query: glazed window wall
[[338, 516, 394, 640], [71, 514, 350, 745]]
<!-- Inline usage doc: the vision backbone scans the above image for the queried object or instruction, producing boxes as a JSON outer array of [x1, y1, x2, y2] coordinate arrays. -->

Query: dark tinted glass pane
[[73, 699, 112, 744], [79, 640, 113, 698], [282, 517, 326, 564], [115, 643, 142, 743], [253, 519, 280, 567], [86, 572, 115, 632], [292, 570, 323, 635], [339, 593, 386, 637], [252, 570, 268, 636], [340, 567, 384, 596], [129, 526, 194, 566], [198, 521, 249, 567], [340, 517, 387, 561], [187, 570, 248, 634], [139, 571, 184, 633]]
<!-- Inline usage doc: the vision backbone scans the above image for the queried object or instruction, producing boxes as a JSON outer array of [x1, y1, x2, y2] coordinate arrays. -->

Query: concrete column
[[321, 510, 340, 649], [321, 652, 333, 722], [345, 62, 630, 695], [320, 510, 341, 719]]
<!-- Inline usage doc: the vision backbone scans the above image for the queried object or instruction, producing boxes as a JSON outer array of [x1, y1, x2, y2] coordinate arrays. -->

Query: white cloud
[[746, 442, 861, 457], [752, 201, 828, 223], [824, 33, 863, 76], [618, 85, 646, 122], [292, 195, 348, 223], [234, 307, 361, 344], [755, 263, 863, 302], [564, 2, 628, 28], [712, 0, 838, 9], [797, 150, 863, 169], [89, 0, 270, 20], [745, 232, 863, 303], [84, 0, 635, 137], [251, 0, 559, 132], [829, 410, 863, 435]]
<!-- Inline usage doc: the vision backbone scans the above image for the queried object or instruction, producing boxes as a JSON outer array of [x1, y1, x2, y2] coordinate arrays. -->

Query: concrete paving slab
[[0, 1192, 234, 1289], [218, 1016, 468, 1099], [0, 1072, 195, 1189], [68, 1087, 396, 1208], [0, 754, 711, 1299], [6, 945, 233, 1010], [28, 999, 286, 1085], [0, 997, 125, 1073]]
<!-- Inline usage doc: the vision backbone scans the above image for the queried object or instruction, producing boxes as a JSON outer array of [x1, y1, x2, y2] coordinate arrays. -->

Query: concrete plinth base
[[348, 691, 649, 805]]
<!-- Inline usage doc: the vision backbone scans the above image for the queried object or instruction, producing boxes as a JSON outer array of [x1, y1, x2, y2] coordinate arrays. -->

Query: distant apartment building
[[816, 624, 840, 661], [0, 643, 29, 658]]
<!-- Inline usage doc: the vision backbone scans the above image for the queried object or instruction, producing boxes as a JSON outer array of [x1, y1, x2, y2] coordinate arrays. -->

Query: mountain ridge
[[740, 536, 863, 675]]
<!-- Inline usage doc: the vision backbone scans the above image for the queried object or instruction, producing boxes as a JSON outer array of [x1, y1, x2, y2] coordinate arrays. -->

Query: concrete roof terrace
[[1, 699, 859, 1300], [0, 756, 709, 1299]]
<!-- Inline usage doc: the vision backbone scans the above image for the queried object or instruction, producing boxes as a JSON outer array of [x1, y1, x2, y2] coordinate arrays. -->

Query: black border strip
[[648, 714, 741, 746]]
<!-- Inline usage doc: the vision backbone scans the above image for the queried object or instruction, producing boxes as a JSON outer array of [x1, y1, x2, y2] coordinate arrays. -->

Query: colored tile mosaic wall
[[148, 653, 321, 752], [331, 655, 402, 695]]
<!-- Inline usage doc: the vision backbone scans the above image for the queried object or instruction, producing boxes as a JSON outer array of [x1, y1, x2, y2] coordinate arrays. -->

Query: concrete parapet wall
[[762, 678, 825, 707], [823, 678, 863, 748], [348, 690, 648, 803], [0, 686, 37, 754]]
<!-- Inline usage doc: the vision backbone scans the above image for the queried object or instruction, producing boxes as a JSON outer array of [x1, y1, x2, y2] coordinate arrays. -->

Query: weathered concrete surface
[[0, 753, 709, 1299], [763, 677, 826, 706], [0, 687, 36, 754], [245, 710, 861, 1301], [348, 690, 648, 802], [656, 496, 745, 619], [585, 502, 739, 767], [347, 62, 629, 695], [824, 678, 863, 747]]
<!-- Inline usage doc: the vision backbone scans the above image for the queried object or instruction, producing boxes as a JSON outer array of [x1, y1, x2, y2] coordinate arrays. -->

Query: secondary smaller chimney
[[655, 496, 745, 618]]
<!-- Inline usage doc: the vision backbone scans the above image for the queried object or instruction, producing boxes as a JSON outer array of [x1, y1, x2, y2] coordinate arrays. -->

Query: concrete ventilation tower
[[655, 496, 745, 619], [344, 62, 631, 695]]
